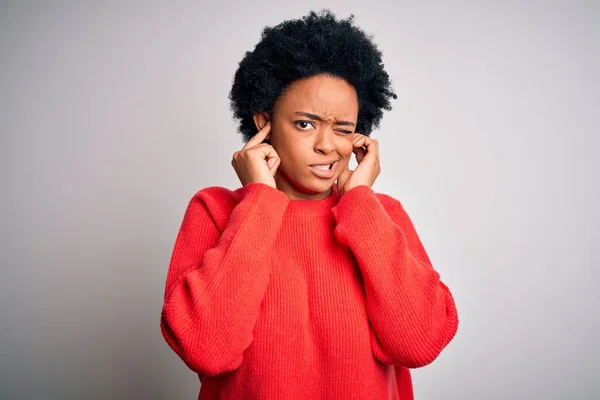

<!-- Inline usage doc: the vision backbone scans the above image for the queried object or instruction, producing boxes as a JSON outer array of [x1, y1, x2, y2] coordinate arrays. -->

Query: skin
[[236, 74, 381, 200]]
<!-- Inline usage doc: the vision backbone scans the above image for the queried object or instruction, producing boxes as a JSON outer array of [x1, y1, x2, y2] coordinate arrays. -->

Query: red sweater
[[161, 183, 458, 399]]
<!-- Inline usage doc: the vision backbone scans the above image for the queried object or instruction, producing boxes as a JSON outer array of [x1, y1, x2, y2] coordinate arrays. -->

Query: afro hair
[[229, 10, 397, 142]]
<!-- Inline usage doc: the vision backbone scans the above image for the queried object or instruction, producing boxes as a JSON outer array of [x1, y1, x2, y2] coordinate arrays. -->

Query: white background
[[1, 1, 598, 398]]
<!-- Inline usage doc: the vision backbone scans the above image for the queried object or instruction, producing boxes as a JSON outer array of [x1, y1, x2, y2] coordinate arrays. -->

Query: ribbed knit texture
[[161, 183, 458, 400]]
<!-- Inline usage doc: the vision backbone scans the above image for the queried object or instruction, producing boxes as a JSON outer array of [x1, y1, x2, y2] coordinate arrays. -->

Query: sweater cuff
[[331, 185, 391, 223], [242, 183, 290, 209], [331, 185, 397, 246]]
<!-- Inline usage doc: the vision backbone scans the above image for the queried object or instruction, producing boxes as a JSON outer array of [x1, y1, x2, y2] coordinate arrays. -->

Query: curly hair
[[229, 10, 397, 142]]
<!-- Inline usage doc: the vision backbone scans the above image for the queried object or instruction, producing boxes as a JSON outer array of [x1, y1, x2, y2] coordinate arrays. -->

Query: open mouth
[[310, 159, 338, 169], [312, 163, 333, 170], [309, 161, 338, 178]]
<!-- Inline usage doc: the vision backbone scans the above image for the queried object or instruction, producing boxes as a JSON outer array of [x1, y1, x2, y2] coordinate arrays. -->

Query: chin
[[276, 168, 334, 195], [294, 177, 334, 194]]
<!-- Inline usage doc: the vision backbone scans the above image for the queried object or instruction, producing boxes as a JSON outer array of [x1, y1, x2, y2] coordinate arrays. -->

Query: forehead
[[275, 75, 358, 119]]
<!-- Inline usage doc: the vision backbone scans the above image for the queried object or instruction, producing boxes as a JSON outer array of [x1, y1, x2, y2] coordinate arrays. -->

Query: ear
[[253, 112, 272, 139]]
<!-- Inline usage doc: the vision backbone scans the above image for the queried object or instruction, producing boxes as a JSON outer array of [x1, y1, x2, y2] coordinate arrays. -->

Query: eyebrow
[[294, 111, 356, 127]]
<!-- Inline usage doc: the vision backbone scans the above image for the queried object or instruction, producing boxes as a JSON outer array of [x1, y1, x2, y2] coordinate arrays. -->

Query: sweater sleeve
[[160, 183, 289, 376], [331, 185, 458, 368]]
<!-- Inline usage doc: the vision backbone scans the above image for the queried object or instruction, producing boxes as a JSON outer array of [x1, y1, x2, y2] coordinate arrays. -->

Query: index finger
[[353, 134, 375, 149], [242, 122, 271, 150]]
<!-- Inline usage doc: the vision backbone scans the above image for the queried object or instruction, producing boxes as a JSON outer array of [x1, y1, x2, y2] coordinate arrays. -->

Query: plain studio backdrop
[[1, 1, 598, 399]]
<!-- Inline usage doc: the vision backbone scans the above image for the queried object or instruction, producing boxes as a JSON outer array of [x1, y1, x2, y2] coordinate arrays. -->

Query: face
[[254, 74, 359, 200]]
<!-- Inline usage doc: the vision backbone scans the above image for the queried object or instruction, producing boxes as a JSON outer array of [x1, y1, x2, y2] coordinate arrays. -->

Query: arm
[[331, 186, 458, 368], [160, 183, 289, 376]]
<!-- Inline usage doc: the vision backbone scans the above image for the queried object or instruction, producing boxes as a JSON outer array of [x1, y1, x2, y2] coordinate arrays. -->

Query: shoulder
[[372, 190, 415, 225], [374, 191, 403, 212], [186, 186, 245, 232], [191, 185, 244, 207]]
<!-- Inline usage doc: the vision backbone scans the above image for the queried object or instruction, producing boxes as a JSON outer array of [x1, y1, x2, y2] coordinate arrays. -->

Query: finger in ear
[[252, 111, 272, 131]]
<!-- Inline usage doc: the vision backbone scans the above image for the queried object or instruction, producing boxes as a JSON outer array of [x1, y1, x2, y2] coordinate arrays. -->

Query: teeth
[[314, 164, 331, 170]]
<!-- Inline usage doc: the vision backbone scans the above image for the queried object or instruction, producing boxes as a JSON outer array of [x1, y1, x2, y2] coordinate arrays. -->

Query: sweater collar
[[284, 185, 340, 217]]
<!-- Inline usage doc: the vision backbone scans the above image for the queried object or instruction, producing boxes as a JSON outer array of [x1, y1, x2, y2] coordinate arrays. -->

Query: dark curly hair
[[229, 10, 397, 142]]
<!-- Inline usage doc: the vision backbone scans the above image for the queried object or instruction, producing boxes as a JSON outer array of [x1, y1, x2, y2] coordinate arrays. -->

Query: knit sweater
[[161, 183, 458, 400]]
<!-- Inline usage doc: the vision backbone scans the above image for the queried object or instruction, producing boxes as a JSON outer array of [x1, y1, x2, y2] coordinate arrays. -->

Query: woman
[[161, 10, 458, 400]]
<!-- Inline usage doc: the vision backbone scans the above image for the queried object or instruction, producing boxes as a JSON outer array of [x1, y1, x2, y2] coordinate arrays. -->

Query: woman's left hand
[[336, 133, 381, 197]]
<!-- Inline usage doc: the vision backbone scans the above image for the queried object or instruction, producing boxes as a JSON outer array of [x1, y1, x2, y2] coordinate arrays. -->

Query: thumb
[[336, 163, 352, 191]]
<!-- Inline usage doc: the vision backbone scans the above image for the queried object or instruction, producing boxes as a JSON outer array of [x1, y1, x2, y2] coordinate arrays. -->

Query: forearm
[[332, 186, 458, 367], [161, 183, 289, 375]]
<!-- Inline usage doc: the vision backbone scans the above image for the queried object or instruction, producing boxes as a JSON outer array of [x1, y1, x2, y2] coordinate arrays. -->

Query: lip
[[309, 160, 338, 167], [309, 160, 338, 179]]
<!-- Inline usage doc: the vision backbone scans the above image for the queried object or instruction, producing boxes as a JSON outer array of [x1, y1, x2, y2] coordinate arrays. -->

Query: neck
[[275, 172, 333, 201], [282, 185, 340, 217]]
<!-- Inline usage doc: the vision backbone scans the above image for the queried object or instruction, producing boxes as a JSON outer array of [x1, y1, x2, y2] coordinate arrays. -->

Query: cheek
[[337, 137, 354, 158]]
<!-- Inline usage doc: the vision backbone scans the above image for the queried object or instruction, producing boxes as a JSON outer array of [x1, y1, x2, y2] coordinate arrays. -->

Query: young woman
[[161, 10, 458, 400]]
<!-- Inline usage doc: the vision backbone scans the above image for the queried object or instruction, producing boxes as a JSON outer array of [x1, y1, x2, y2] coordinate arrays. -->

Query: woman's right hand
[[231, 122, 281, 189]]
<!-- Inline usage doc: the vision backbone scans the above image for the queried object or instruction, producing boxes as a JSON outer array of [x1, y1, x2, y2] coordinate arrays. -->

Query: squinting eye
[[294, 120, 314, 130]]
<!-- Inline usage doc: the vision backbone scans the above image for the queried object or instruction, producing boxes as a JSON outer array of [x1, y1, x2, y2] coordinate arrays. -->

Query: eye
[[294, 120, 315, 130], [336, 129, 353, 135]]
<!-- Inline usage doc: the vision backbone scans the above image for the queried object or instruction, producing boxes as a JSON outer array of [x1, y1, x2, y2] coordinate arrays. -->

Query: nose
[[313, 127, 336, 155]]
